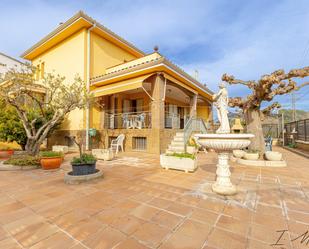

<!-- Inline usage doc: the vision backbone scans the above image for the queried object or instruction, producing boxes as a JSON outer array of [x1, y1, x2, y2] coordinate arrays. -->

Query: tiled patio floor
[[0, 147, 308, 249]]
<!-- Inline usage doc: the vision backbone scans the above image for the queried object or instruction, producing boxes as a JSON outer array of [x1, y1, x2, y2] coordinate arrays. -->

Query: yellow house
[[21, 11, 213, 154]]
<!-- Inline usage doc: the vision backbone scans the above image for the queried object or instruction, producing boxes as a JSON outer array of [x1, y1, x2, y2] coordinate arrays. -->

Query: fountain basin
[[194, 134, 254, 151], [194, 133, 254, 196]]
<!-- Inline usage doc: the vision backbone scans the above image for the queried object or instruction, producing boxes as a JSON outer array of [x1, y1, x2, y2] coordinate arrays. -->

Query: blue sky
[[1, 0, 309, 110]]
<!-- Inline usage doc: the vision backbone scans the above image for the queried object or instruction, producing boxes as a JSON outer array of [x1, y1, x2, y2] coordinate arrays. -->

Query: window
[[36, 64, 40, 80], [132, 137, 147, 151], [40, 62, 45, 78]]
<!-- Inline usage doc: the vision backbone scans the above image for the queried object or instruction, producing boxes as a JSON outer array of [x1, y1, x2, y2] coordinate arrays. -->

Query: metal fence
[[284, 119, 309, 144], [262, 124, 279, 138]]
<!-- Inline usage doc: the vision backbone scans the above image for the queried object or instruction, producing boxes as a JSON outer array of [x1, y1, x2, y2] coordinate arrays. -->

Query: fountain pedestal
[[194, 134, 254, 195]]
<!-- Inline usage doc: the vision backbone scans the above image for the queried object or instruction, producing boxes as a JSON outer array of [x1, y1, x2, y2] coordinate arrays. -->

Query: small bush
[[71, 153, 96, 164], [40, 151, 63, 158], [3, 155, 40, 166], [166, 152, 196, 160], [287, 143, 297, 148]]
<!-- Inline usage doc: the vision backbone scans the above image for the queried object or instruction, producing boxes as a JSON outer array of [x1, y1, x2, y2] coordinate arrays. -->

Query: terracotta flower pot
[[0, 150, 14, 159], [40, 157, 62, 170]]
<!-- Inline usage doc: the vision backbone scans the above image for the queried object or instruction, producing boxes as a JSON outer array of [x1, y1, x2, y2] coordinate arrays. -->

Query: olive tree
[[0, 65, 90, 155], [222, 66, 309, 155]]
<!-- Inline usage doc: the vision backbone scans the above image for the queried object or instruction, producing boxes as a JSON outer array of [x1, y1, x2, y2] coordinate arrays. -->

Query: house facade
[[0, 52, 24, 75], [21, 11, 213, 154]]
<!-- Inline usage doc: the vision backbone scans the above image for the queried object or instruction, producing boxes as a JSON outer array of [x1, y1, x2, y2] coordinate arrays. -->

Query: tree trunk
[[244, 108, 265, 156], [25, 138, 41, 156]]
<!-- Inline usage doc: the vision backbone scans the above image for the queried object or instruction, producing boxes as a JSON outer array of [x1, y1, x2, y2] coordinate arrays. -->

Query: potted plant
[[40, 151, 63, 170], [69, 136, 97, 176], [186, 137, 198, 154], [243, 150, 259, 160], [92, 148, 114, 161], [160, 152, 197, 173]]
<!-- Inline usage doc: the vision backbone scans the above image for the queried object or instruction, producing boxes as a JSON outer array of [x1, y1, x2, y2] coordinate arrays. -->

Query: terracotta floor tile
[[177, 195, 201, 207], [132, 222, 170, 248], [0, 201, 25, 215], [255, 203, 284, 217], [216, 215, 250, 237], [176, 219, 211, 240], [65, 217, 107, 241], [83, 226, 126, 249], [207, 228, 246, 249], [288, 210, 309, 224], [166, 203, 193, 217], [197, 198, 225, 213], [0, 225, 9, 240], [111, 215, 145, 235], [189, 208, 219, 226], [151, 210, 184, 230], [95, 207, 126, 224], [130, 204, 160, 221], [247, 238, 276, 249], [223, 204, 252, 221], [147, 197, 173, 209], [114, 238, 150, 249], [14, 221, 58, 247], [0, 237, 22, 249], [252, 213, 287, 229], [0, 208, 35, 225], [52, 210, 90, 229], [29, 231, 77, 249], [160, 233, 206, 249]]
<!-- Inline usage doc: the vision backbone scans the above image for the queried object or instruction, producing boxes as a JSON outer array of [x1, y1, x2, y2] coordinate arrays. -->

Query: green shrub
[[3, 155, 40, 166], [166, 152, 196, 160], [288, 143, 297, 148], [40, 151, 63, 158], [71, 153, 96, 164]]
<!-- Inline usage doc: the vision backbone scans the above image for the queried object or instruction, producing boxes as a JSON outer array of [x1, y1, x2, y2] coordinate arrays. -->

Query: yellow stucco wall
[[90, 32, 137, 78], [197, 105, 211, 123], [32, 29, 87, 130]]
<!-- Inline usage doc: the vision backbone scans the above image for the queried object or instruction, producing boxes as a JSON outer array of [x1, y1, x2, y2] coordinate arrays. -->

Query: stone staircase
[[165, 132, 185, 154]]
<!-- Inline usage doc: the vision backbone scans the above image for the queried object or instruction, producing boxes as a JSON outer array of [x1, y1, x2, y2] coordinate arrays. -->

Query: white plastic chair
[[110, 134, 125, 154]]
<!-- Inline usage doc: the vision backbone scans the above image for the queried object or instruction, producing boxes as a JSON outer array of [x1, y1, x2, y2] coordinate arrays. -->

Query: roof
[[0, 52, 24, 65], [21, 11, 145, 60], [91, 52, 214, 97]]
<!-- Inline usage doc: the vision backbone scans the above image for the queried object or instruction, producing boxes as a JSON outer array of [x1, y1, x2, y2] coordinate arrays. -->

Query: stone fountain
[[194, 83, 254, 195]]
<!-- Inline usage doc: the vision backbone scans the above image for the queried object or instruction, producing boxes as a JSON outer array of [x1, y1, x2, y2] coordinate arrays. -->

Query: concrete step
[[176, 132, 184, 137], [174, 137, 184, 142], [168, 146, 185, 153], [171, 141, 185, 147]]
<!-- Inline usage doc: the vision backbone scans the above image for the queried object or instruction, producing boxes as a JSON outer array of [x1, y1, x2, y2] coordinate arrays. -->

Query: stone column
[[151, 74, 165, 154]]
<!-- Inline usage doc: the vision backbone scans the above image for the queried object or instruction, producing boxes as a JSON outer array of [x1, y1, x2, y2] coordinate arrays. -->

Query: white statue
[[213, 82, 230, 134]]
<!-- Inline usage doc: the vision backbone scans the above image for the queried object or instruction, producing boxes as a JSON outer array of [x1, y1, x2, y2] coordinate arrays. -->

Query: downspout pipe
[[86, 24, 96, 151]]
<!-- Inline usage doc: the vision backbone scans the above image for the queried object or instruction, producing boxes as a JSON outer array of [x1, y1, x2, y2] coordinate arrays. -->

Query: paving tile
[[83, 226, 126, 249], [114, 238, 150, 249], [160, 232, 206, 249], [176, 219, 211, 240], [0, 237, 22, 249], [130, 204, 160, 221], [151, 210, 184, 230], [166, 202, 194, 217], [197, 198, 225, 213], [52, 210, 90, 229], [111, 215, 145, 235], [147, 197, 173, 209], [207, 228, 247, 249], [65, 217, 107, 241], [189, 208, 219, 226], [216, 215, 250, 237], [13, 221, 58, 247], [29, 231, 77, 249], [132, 222, 170, 248]]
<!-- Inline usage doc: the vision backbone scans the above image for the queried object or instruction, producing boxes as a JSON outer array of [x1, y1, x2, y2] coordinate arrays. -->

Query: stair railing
[[183, 117, 208, 147]]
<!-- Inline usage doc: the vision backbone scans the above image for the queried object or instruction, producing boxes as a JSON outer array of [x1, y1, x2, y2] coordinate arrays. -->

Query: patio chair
[[136, 113, 146, 129], [122, 113, 130, 129], [110, 134, 125, 154]]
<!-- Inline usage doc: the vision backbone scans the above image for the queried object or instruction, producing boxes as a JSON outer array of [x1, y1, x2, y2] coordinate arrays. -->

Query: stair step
[[171, 141, 185, 146], [174, 137, 184, 142], [176, 132, 184, 137]]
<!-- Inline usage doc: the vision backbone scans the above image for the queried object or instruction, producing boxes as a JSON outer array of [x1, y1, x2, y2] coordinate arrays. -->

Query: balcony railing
[[104, 111, 151, 129]]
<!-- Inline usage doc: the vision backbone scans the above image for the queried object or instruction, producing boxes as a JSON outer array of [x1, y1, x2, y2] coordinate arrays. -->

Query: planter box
[[40, 157, 62, 170], [0, 150, 14, 159], [186, 146, 197, 154], [71, 162, 96, 176], [265, 151, 283, 161], [243, 153, 259, 160], [160, 154, 197, 173], [92, 149, 114, 161], [52, 145, 69, 154]]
